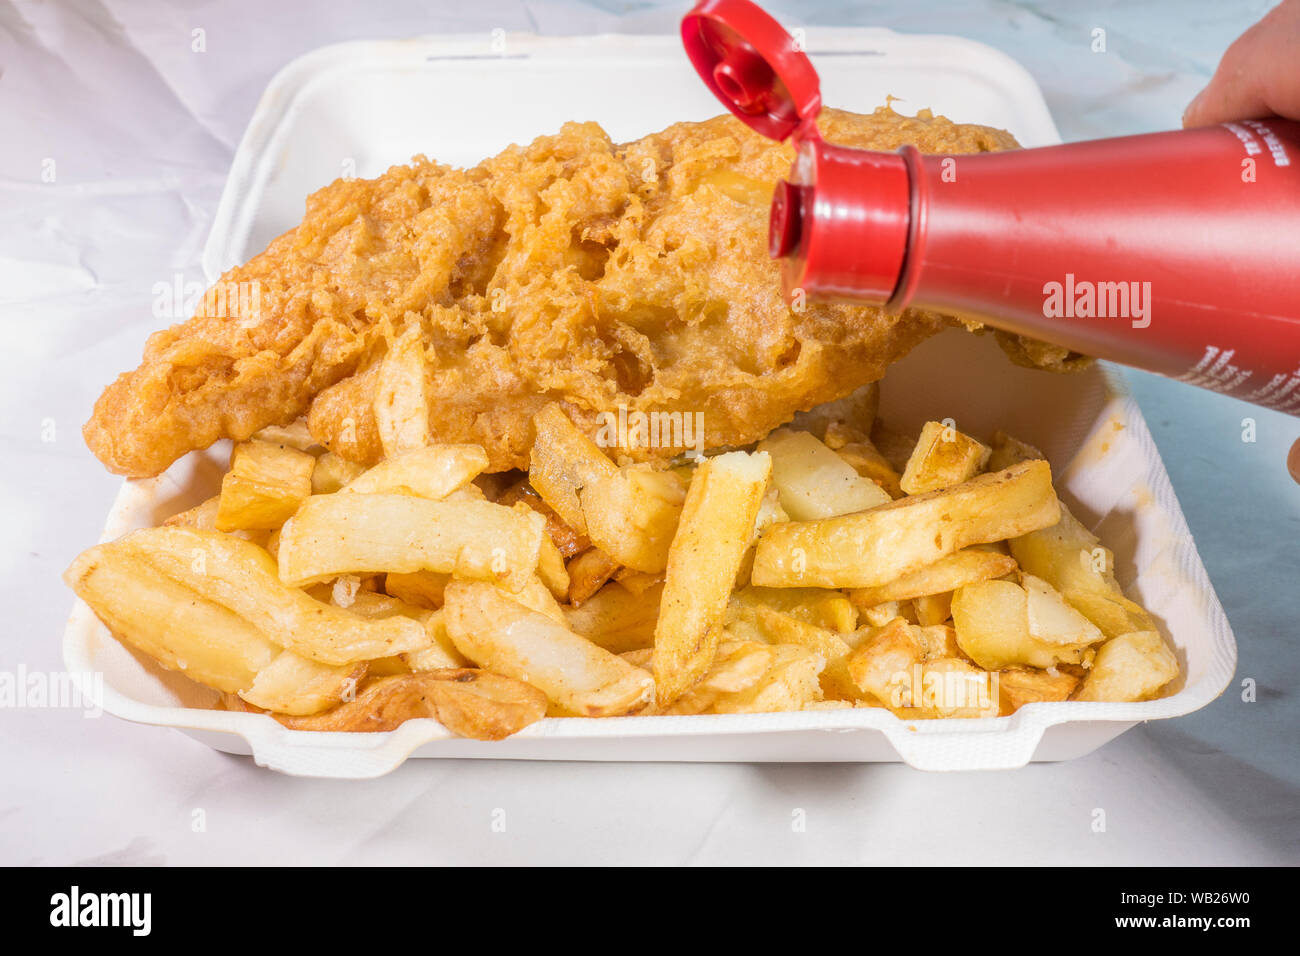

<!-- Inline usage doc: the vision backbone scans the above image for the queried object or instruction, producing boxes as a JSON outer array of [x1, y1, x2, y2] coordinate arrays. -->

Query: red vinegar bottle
[[683, 0, 1300, 414]]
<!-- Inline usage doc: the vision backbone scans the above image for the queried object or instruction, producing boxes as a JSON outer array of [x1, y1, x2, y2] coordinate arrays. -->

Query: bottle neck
[[772, 123, 1300, 414], [773, 138, 910, 303]]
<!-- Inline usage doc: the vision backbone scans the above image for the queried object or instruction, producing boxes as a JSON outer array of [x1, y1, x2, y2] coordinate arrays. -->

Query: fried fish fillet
[[86, 107, 1049, 478]]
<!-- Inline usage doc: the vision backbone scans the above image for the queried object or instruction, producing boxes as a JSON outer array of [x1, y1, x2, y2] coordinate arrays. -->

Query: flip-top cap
[[681, 0, 823, 141]]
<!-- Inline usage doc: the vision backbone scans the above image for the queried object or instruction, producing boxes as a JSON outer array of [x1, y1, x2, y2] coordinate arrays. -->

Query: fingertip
[[1182, 87, 1209, 128], [1288, 438, 1300, 485]]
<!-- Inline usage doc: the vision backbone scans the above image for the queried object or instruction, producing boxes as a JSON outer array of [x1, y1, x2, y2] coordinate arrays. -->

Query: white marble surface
[[1, 0, 1296, 865]]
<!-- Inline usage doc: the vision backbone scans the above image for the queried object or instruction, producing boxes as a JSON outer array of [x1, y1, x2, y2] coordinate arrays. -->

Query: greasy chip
[[276, 670, 548, 740], [444, 581, 654, 717], [277, 493, 544, 592], [752, 460, 1059, 589], [653, 450, 771, 706]]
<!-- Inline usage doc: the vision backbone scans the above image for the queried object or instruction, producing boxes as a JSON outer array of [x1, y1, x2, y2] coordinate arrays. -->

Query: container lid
[[681, 0, 823, 142]]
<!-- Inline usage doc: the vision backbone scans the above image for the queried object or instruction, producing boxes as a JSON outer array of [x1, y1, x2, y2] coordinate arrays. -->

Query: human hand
[[1183, 0, 1300, 128]]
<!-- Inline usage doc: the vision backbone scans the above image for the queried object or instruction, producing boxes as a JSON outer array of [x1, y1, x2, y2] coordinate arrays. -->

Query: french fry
[[951, 576, 1104, 671], [367, 656, 411, 676], [374, 327, 431, 457], [857, 600, 905, 628], [612, 567, 664, 598], [653, 450, 771, 706], [338, 589, 428, 622], [846, 618, 923, 706], [163, 495, 224, 530], [846, 620, 998, 717], [951, 579, 1038, 671], [71, 391, 1177, 731], [997, 666, 1079, 712], [899, 420, 991, 495], [731, 618, 848, 703], [1074, 631, 1179, 702], [239, 651, 366, 716], [218, 693, 259, 714], [707, 643, 824, 714], [912, 592, 953, 627], [528, 403, 617, 535], [252, 417, 319, 452], [384, 570, 450, 609], [758, 428, 891, 520], [734, 486, 788, 588], [443, 581, 654, 717], [660, 643, 773, 715], [498, 480, 591, 557], [1008, 502, 1157, 637], [276, 670, 548, 740], [311, 452, 367, 494], [663, 641, 824, 715], [216, 440, 315, 531], [914, 623, 962, 659], [725, 601, 851, 661], [619, 648, 654, 670], [819, 661, 869, 702], [1061, 588, 1157, 641], [752, 485, 789, 537], [803, 699, 860, 711], [65, 543, 279, 693], [1008, 502, 1114, 594], [330, 574, 363, 608], [564, 581, 662, 654], [848, 548, 1018, 608], [890, 658, 1001, 719], [111, 527, 430, 665], [986, 430, 1046, 472], [579, 463, 686, 573], [164, 495, 268, 545], [753, 460, 1060, 589], [566, 547, 620, 606], [416, 669, 550, 739], [1023, 574, 1104, 647], [277, 493, 544, 591], [508, 574, 568, 623], [820, 421, 865, 449], [444, 484, 486, 503], [401, 609, 469, 671], [342, 444, 488, 500], [265, 527, 282, 560], [832, 437, 904, 498], [807, 620, 870, 701], [730, 585, 856, 633], [535, 534, 571, 602]]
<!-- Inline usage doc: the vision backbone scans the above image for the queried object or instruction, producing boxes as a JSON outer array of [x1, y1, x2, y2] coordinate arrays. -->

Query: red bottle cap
[[681, 0, 822, 141], [681, 0, 911, 303]]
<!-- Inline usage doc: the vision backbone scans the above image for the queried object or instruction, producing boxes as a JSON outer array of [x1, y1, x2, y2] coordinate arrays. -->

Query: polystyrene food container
[[64, 30, 1236, 777]]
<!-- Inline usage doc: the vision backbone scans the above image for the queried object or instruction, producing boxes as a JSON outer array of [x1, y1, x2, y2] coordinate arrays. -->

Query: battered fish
[[85, 107, 1062, 478]]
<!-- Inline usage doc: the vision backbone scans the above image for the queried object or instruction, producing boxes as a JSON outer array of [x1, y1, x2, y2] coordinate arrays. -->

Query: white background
[[1, 0, 1296, 865]]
